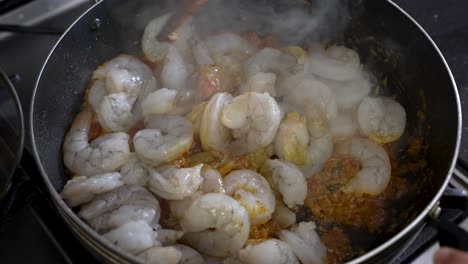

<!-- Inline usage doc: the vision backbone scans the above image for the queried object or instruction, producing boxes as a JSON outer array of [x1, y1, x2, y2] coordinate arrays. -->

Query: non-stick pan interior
[[31, 0, 459, 261]]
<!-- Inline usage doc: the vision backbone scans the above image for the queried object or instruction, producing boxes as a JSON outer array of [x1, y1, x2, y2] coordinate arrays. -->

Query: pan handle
[[430, 187, 468, 251]]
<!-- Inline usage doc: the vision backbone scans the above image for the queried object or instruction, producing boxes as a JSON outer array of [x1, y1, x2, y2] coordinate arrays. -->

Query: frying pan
[[30, 0, 462, 263]]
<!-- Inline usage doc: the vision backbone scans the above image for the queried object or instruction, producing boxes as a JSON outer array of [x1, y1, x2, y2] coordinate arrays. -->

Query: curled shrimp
[[322, 72, 372, 110], [238, 239, 299, 264], [148, 164, 203, 200], [224, 170, 275, 225], [200, 92, 232, 152], [357, 96, 406, 144], [141, 13, 172, 63], [63, 110, 130, 176], [120, 154, 149, 187], [133, 114, 193, 166], [173, 244, 206, 264], [335, 138, 391, 195], [201, 167, 225, 194], [308, 44, 361, 81], [153, 224, 184, 246], [278, 221, 327, 264], [272, 197, 296, 229], [281, 74, 337, 121], [274, 112, 309, 165], [264, 159, 307, 209], [78, 185, 161, 233], [244, 47, 296, 78], [142, 88, 178, 116], [60, 172, 124, 207], [302, 105, 333, 177], [180, 193, 250, 257], [221, 92, 281, 155], [240, 72, 277, 97], [103, 220, 155, 254]]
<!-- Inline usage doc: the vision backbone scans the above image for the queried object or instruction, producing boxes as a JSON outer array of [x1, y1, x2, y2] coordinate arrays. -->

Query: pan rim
[[29, 0, 463, 263]]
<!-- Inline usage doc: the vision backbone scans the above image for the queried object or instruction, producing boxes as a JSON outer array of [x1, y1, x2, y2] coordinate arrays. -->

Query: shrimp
[[238, 239, 299, 264], [141, 13, 172, 63], [278, 221, 327, 264], [78, 185, 160, 233], [63, 110, 130, 176], [224, 170, 275, 225], [180, 193, 250, 257], [88, 79, 107, 112], [240, 72, 277, 97], [161, 45, 190, 91], [167, 192, 202, 227], [335, 138, 391, 195], [103, 220, 155, 254], [274, 112, 309, 165], [244, 47, 296, 78], [93, 54, 157, 100], [264, 159, 307, 209], [272, 197, 296, 229], [60, 172, 124, 207], [200, 92, 232, 152], [308, 44, 361, 81], [148, 164, 203, 200], [142, 88, 178, 116], [133, 114, 193, 166], [329, 111, 358, 138], [153, 224, 184, 246], [139, 246, 182, 264], [281, 74, 337, 121], [173, 244, 206, 264], [221, 92, 281, 155], [97, 92, 135, 132], [322, 72, 372, 109], [201, 167, 225, 194], [357, 96, 406, 144], [302, 105, 333, 177], [120, 154, 149, 187]]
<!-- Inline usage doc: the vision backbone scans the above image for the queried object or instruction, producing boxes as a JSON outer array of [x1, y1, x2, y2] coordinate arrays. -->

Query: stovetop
[[0, 0, 467, 263]]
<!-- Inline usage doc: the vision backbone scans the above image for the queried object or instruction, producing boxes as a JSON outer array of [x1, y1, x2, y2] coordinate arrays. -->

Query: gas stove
[[0, 0, 467, 263]]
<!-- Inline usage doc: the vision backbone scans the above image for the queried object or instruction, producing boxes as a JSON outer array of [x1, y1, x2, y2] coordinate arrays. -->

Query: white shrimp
[[308, 44, 361, 81], [238, 239, 299, 264], [278, 221, 327, 264], [103, 220, 155, 254], [97, 92, 135, 132], [281, 73, 338, 121], [199, 92, 232, 152], [264, 159, 307, 209], [357, 96, 406, 143], [91, 55, 157, 131], [141, 13, 172, 63], [139, 246, 182, 264], [120, 154, 149, 187], [63, 111, 130, 176], [302, 105, 333, 178], [78, 185, 160, 233], [133, 114, 193, 166], [329, 111, 358, 138], [240, 72, 277, 96], [60, 172, 123, 207], [201, 167, 225, 194], [153, 224, 184, 246], [161, 45, 190, 91], [168, 192, 202, 227], [335, 138, 391, 195], [173, 244, 206, 264], [322, 73, 372, 109], [274, 112, 309, 165], [180, 193, 250, 257], [224, 170, 275, 225], [221, 92, 281, 155], [142, 88, 178, 116], [148, 164, 203, 200], [244, 47, 296, 78], [272, 197, 296, 229]]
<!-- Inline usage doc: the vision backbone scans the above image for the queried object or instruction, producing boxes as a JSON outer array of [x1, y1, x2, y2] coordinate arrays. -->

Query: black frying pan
[[30, 0, 462, 263]]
